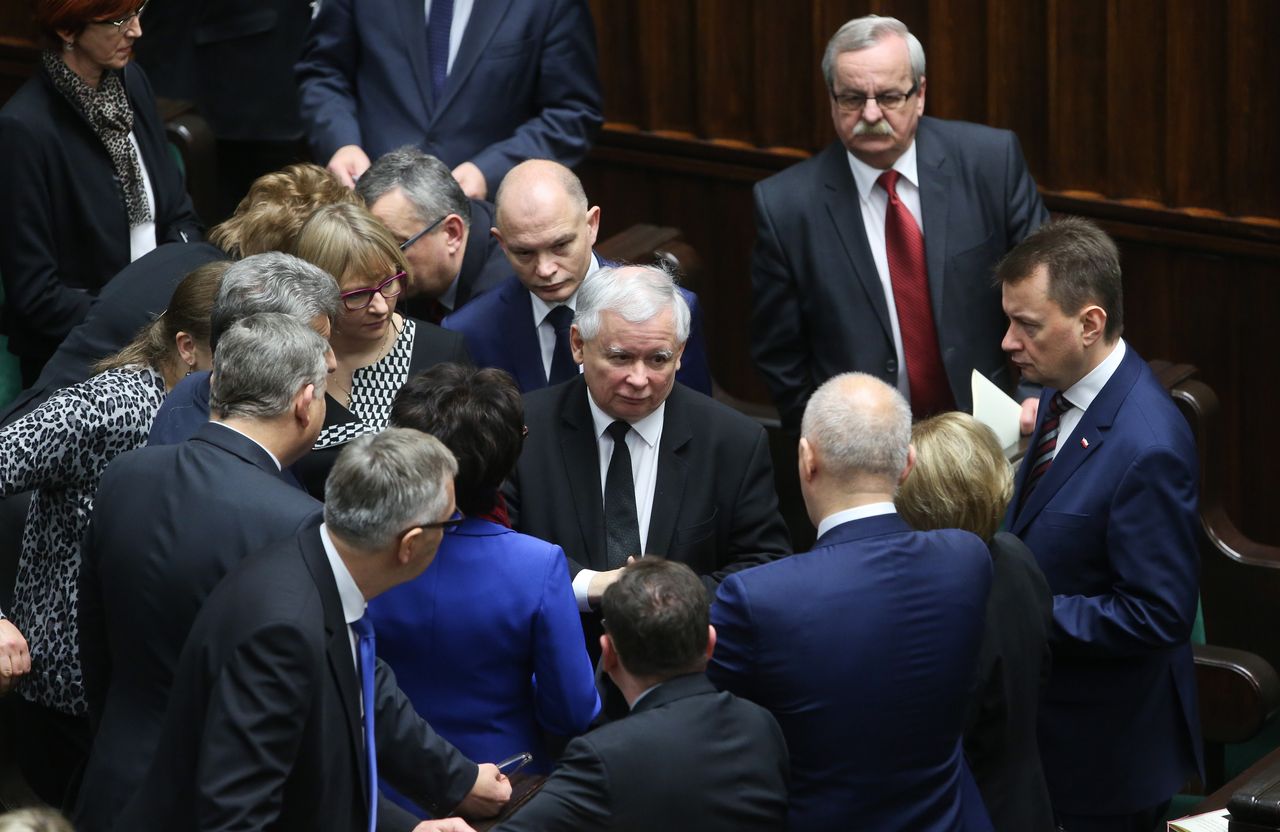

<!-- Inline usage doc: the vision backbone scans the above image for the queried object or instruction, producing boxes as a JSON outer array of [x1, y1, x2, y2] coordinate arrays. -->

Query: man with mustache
[[750, 14, 1049, 430]]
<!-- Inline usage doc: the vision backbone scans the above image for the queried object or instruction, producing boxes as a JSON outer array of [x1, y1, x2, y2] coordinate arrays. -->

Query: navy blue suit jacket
[[708, 513, 994, 832], [367, 518, 599, 814], [442, 274, 713, 395], [1004, 344, 1203, 814], [296, 0, 602, 191]]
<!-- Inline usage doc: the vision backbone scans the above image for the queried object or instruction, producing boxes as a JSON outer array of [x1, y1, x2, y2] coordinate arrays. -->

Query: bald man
[[442, 160, 712, 394]]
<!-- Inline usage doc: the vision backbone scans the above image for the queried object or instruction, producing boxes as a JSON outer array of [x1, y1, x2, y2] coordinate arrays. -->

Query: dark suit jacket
[[964, 532, 1054, 832], [506, 378, 790, 587], [1004, 345, 1203, 814], [75, 423, 323, 832], [401, 198, 510, 321], [297, 0, 603, 190], [443, 273, 713, 396], [496, 673, 789, 832], [708, 513, 994, 832], [0, 242, 226, 426], [113, 521, 478, 831], [0, 63, 203, 381], [750, 118, 1048, 427]]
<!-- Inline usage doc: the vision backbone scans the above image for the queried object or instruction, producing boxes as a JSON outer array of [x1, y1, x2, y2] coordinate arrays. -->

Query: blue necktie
[[351, 615, 378, 832], [427, 0, 455, 102], [546, 305, 577, 385]]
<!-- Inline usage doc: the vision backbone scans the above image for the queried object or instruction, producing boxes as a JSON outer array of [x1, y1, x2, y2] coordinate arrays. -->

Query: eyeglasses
[[399, 215, 447, 252], [410, 512, 466, 533], [831, 82, 919, 113], [95, 0, 148, 28], [339, 271, 406, 311]]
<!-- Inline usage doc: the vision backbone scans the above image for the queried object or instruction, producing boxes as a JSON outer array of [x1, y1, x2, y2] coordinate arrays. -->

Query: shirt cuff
[[572, 569, 598, 613]]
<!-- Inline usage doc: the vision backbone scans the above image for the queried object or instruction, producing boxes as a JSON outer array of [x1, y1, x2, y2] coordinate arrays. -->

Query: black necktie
[[604, 420, 641, 569], [546, 305, 577, 385]]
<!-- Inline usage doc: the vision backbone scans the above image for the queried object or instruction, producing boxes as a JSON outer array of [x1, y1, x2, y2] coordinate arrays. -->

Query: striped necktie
[[1021, 391, 1072, 505]]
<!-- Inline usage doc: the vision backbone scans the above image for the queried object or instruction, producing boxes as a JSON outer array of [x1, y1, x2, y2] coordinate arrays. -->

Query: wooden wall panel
[[1107, 0, 1166, 203], [1165, 0, 1225, 210], [1226, 0, 1280, 221], [1047, 0, 1109, 194]]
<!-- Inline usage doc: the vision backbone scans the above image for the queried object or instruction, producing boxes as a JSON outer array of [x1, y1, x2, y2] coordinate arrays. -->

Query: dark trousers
[[8, 696, 91, 810], [1056, 801, 1170, 832]]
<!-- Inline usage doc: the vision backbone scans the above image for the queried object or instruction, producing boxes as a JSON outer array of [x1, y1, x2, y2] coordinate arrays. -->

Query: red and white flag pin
[[1080, 437, 1090, 449]]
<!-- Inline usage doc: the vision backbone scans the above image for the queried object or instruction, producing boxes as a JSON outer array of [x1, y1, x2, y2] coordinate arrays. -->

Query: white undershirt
[[1053, 340, 1126, 461], [845, 143, 923, 403], [815, 501, 897, 539], [529, 254, 603, 381], [570, 393, 666, 611], [127, 132, 156, 262], [424, 0, 475, 75]]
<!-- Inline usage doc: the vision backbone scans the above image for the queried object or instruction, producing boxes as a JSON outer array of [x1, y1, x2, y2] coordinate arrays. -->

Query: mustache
[[852, 120, 894, 137]]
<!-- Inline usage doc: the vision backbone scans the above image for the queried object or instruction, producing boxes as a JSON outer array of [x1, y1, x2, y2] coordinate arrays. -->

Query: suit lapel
[[560, 380, 608, 569], [915, 119, 952, 320], [820, 143, 893, 345], [429, 0, 514, 123], [395, 0, 435, 113], [645, 387, 692, 556], [501, 280, 548, 390]]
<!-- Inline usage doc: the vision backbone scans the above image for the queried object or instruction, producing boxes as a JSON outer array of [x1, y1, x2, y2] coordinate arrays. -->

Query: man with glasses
[[750, 15, 1048, 430], [358, 147, 510, 323]]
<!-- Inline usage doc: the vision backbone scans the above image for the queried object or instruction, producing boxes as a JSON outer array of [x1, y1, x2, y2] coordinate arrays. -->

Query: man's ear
[[570, 324, 585, 365], [600, 634, 619, 675], [798, 437, 818, 484], [585, 205, 601, 247], [898, 444, 917, 486], [1079, 305, 1108, 348], [443, 214, 466, 254], [490, 225, 505, 250], [705, 624, 717, 661], [396, 526, 422, 566], [293, 383, 317, 426]]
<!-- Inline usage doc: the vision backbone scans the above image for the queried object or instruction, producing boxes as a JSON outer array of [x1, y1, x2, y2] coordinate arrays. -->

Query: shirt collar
[[845, 140, 920, 201], [630, 681, 663, 711], [1063, 339, 1127, 411], [816, 502, 898, 539], [529, 253, 601, 327], [207, 421, 282, 471], [586, 391, 665, 450], [319, 524, 368, 626], [438, 271, 460, 312]]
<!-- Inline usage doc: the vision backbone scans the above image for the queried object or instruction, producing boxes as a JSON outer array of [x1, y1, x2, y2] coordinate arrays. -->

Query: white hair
[[574, 265, 691, 344], [822, 15, 927, 90], [801, 372, 911, 480]]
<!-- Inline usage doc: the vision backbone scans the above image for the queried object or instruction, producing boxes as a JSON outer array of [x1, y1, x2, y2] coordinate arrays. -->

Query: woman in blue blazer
[[368, 363, 600, 815]]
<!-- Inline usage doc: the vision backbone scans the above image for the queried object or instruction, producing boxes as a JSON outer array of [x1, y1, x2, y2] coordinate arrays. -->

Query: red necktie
[[877, 170, 954, 418], [1020, 391, 1072, 508]]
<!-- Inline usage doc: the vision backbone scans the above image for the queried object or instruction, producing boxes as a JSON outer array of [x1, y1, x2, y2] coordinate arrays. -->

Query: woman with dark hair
[[0, 0, 202, 384], [368, 363, 600, 816], [0, 260, 224, 806]]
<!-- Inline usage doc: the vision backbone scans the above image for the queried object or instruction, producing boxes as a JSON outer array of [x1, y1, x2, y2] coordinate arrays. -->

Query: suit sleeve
[[531, 547, 600, 735], [711, 426, 791, 585], [706, 574, 760, 702], [493, 736, 611, 832], [467, 0, 603, 188], [0, 115, 93, 343], [1003, 131, 1049, 246], [674, 291, 713, 396], [374, 658, 479, 818], [295, 0, 363, 162], [1051, 444, 1200, 656], [748, 181, 813, 430]]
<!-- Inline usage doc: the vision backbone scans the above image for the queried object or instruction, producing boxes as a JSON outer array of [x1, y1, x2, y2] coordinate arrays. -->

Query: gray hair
[[822, 15, 927, 90], [356, 146, 472, 230], [801, 372, 912, 481], [574, 265, 691, 345], [209, 313, 330, 420], [209, 252, 340, 352], [323, 428, 459, 551]]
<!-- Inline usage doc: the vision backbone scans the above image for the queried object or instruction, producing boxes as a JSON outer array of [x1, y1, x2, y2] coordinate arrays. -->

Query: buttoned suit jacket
[[442, 272, 713, 395], [708, 514, 994, 832], [750, 117, 1048, 427], [296, 0, 602, 190], [75, 423, 323, 832], [495, 673, 789, 832], [506, 378, 789, 586], [1004, 345, 1203, 814], [113, 521, 477, 831]]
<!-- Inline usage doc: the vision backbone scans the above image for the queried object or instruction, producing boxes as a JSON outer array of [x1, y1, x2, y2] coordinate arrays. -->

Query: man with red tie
[[750, 14, 1049, 429]]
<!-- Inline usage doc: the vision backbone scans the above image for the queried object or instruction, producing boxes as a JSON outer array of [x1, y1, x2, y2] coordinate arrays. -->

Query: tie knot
[[350, 616, 374, 641], [607, 420, 631, 444], [877, 169, 901, 197], [1050, 391, 1072, 416], [546, 304, 574, 332]]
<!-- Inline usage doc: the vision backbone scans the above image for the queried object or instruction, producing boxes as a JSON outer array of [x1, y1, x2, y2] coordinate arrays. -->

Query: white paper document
[[1166, 809, 1230, 832], [970, 370, 1023, 450]]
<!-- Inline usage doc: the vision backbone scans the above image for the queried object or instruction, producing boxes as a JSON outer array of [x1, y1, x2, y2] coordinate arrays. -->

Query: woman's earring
[[63, 40, 74, 51]]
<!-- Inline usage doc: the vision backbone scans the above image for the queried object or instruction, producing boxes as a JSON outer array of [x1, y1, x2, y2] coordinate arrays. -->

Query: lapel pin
[[1080, 437, 1090, 449]]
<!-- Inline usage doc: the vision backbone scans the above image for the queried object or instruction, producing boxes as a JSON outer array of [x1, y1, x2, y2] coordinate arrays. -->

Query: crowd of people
[[0, 3, 1202, 831]]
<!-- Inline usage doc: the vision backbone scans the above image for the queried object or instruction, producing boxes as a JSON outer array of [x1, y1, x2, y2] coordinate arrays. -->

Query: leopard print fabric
[[0, 366, 165, 715]]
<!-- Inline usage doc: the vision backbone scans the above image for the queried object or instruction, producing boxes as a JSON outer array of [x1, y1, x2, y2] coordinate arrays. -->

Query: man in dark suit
[[296, 0, 602, 199], [708, 372, 994, 831], [357, 147, 510, 322], [443, 160, 712, 395], [751, 15, 1048, 428], [497, 559, 789, 831], [999, 218, 1202, 831], [506, 264, 789, 614], [74, 314, 333, 832], [114, 428, 510, 831]]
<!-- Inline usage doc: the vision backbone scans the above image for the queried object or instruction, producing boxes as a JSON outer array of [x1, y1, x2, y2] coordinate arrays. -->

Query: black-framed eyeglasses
[[95, 0, 148, 28], [339, 271, 406, 311], [831, 82, 919, 113], [399, 215, 447, 252], [410, 511, 466, 533]]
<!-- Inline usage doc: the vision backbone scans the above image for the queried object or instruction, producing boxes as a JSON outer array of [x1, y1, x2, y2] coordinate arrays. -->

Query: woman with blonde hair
[[291, 201, 469, 496], [0, 260, 225, 806], [896, 411, 1055, 832]]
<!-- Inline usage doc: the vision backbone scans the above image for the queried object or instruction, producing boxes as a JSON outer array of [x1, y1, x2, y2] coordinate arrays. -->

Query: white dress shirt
[[529, 254, 603, 381], [424, 0, 475, 75], [845, 143, 924, 402], [127, 133, 157, 262], [815, 501, 898, 540], [570, 393, 666, 610], [1052, 339, 1127, 461], [320, 523, 369, 717]]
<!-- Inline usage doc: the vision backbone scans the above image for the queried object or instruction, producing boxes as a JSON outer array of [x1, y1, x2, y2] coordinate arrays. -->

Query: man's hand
[[451, 162, 488, 200], [1020, 396, 1040, 436], [588, 556, 642, 607], [454, 763, 511, 820], [327, 145, 372, 188], [413, 821, 477, 832], [0, 618, 31, 695]]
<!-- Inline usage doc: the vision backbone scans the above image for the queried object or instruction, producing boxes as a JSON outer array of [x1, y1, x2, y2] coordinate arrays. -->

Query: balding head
[[492, 160, 600, 304], [800, 373, 913, 505]]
